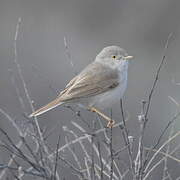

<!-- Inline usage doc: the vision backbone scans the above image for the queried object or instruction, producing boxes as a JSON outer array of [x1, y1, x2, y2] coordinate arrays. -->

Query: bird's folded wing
[[58, 62, 119, 102]]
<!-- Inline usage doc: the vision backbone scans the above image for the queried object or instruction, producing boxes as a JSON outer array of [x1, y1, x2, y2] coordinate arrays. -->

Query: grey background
[[0, 0, 180, 179]]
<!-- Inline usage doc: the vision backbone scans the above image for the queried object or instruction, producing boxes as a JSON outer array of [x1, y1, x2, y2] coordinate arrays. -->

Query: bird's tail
[[29, 98, 63, 118]]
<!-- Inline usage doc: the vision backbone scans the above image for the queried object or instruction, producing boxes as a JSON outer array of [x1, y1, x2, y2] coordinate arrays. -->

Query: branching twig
[[143, 143, 180, 180], [144, 147, 180, 163], [144, 131, 180, 173], [71, 121, 119, 180], [64, 135, 85, 179], [13, 17, 51, 161], [143, 111, 180, 171], [144, 33, 173, 120], [136, 33, 173, 179]]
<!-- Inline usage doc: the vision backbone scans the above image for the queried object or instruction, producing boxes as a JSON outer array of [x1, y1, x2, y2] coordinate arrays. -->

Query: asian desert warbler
[[29, 46, 133, 127]]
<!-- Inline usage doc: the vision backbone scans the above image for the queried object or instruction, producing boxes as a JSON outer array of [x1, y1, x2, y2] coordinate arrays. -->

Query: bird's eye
[[112, 55, 116, 59]]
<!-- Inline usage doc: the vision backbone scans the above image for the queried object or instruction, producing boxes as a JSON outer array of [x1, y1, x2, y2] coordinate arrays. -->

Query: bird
[[29, 46, 133, 127]]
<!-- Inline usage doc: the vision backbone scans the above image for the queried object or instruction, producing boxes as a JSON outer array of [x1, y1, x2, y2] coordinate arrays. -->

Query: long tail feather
[[29, 98, 63, 118]]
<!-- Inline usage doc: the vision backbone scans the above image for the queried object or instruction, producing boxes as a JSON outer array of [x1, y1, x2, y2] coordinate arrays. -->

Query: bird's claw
[[107, 119, 115, 128]]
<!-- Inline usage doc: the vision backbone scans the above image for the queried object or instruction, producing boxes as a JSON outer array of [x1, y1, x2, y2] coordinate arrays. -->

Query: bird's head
[[95, 46, 133, 69]]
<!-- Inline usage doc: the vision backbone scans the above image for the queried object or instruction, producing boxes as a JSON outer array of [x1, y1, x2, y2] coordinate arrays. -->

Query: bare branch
[[145, 33, 173, 120], [97, 142, 103, 180], [120, 99, 134, 174], [53, 135, 60, 180], [109, 110, 114, 180], [144, 131, 180, 173], [144, 147, 180, 163], [143, 143, 180, 180]]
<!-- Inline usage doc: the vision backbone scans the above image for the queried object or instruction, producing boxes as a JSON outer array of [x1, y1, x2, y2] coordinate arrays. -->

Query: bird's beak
[[124, 55, 133, 60]]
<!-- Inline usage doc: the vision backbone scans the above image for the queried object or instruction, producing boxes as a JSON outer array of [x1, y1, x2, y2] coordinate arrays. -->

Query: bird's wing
[[29, 62, 119, 117], [58, 62, 119, 102]]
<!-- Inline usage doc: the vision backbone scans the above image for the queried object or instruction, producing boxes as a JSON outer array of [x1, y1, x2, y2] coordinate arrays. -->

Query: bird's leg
[[89, 107, 115, 128]]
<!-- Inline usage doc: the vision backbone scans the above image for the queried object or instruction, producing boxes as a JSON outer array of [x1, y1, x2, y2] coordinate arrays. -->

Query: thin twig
[[138, 33, 173, 178], [143, 111, 180, 170], [20, 136, 40, 166], [97, 114, 123, 179], [120, 99, 134, 174], [58, 154, 84, 179], [64, 136, 84, 178], [0, 165, 46, 178], [49, 120, 125, 157], [109, 110, 113, 180], [0, 128, 46, 176], [0, 109, 23, 137], [12, 17, 54, 178], [9, 69, 26, 112], [144, 147, 180, 163], [153, 112, 180, 151], [97, 142, 103, 180], [135, 100, 147, 180], [53, 135, 60, 180], [91, 120, 96, 180], [63, 36, 77, 75], [145, 33, 173, 120], [84, 157, 91, 180], [63, 125, 91, 165], [13, 17, 51, 159], [144, 131, 180, 173], [59, 124, 113, 179], [143, 143, 180, 180], [71, 121, 119, 180]]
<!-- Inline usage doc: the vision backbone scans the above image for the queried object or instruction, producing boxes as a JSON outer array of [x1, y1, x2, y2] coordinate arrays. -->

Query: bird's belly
[[89, 83, 127, 109]]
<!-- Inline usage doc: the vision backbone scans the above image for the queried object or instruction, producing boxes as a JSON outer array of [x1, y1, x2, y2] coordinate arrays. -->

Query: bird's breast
[[89, 72, 128, 109]]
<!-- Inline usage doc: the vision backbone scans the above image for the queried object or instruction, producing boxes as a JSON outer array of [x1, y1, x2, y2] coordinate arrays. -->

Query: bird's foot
[[107, 119, 115, 128], [89, 107, 115, 128]]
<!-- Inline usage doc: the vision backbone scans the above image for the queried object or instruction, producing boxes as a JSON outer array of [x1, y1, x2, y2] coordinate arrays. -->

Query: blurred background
[[0, 0, 180, 179]]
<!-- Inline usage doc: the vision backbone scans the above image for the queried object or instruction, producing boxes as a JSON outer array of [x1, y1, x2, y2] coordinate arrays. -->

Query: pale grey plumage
[[29, 46, 132, 117]]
